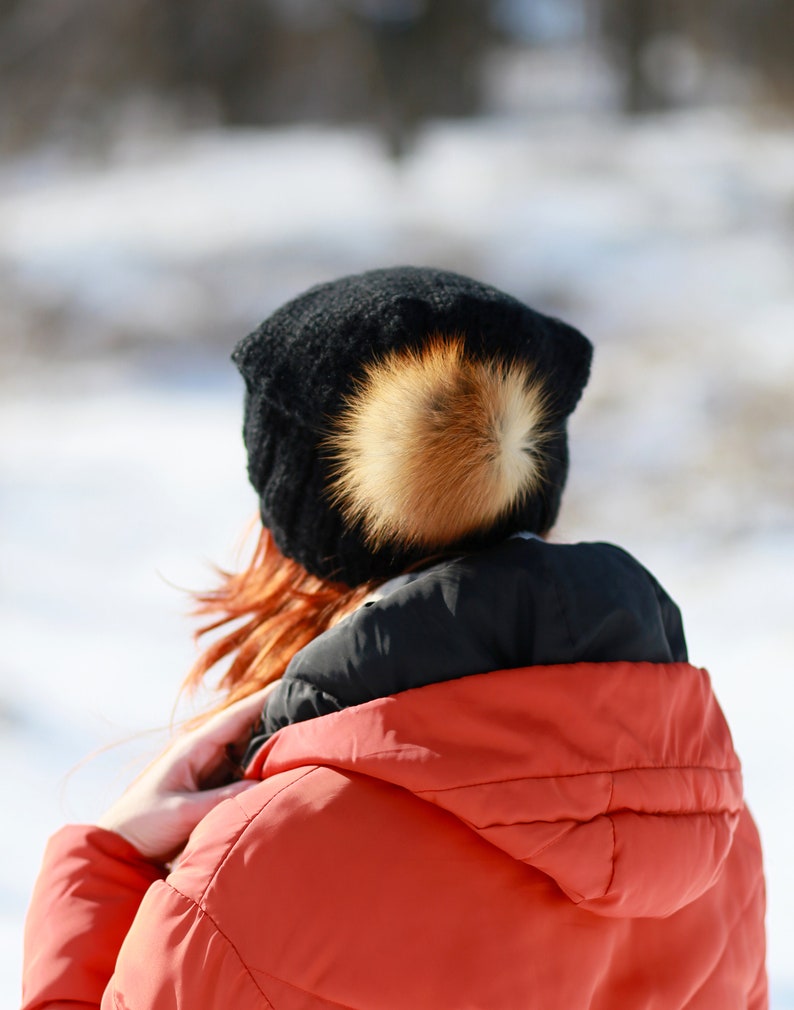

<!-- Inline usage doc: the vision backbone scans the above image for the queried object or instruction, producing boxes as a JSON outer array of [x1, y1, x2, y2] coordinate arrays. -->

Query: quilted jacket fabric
[[22, 539, 767, 1009], [23, 660, 766, 1009]]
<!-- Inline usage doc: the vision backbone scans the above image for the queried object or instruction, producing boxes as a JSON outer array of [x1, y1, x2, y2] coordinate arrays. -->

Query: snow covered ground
[[2, 111, 793, 1004]]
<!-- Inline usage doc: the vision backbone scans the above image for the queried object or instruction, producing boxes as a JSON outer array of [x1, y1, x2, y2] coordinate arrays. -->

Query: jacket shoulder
[[110, 763, 496, 1009], [106, 765, 344, 1009], [158, 761, 561, 1009]]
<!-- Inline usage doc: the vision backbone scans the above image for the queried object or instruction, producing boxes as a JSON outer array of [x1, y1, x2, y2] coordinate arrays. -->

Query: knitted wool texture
[[232, 266, 593, 586]]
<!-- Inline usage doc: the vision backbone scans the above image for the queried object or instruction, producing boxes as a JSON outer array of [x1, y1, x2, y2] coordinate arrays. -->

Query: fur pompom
[[326, 335, 550, 549]]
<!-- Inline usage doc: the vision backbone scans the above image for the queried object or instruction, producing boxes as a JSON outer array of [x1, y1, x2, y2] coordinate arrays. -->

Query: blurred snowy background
[[1, 0, 793, 1004]]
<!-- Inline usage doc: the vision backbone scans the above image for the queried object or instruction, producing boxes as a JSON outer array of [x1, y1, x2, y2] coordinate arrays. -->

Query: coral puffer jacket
[[23, 540, 767, 1008], [24, 662, 765, 1009]]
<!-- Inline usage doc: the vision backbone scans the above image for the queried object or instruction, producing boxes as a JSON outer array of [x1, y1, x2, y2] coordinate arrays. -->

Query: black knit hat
[[232, 266, 592, 586]]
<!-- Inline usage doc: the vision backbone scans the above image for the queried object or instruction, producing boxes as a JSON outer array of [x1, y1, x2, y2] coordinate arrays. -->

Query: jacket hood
[[246, 660, 743, 920]]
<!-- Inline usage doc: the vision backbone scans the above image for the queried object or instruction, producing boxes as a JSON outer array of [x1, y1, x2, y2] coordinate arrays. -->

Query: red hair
[[183, 525, 374, 713]]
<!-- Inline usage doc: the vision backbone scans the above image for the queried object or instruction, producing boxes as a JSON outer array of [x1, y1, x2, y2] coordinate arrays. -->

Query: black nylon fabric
[[243, 537, 687, 766]]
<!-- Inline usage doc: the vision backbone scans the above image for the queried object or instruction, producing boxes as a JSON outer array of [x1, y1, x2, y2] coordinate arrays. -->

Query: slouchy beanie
[[232, 266, 592, 586]]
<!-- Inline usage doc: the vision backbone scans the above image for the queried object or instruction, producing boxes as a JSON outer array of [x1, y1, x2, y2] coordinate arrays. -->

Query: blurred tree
[[599, 0, 689, 113], [1, 0, 792, 154], [350, 0, 494, 157], [599, 0, 794, 113], [729, 0, 794, 103], [0, 0, 495, 156]]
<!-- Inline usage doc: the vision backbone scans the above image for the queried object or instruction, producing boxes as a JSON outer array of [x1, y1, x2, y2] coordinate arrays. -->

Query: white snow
[[2, 112, 792, 1005]]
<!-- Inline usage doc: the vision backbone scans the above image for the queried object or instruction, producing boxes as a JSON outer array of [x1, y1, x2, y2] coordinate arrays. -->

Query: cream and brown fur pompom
[[327, 335, 550, 550]]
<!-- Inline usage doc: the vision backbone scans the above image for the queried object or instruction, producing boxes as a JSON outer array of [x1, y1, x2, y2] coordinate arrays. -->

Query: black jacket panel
[[245, 538, 686, 762]]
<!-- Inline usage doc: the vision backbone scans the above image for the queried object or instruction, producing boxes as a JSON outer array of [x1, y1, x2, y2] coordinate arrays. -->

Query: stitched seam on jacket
[[172, 760, 369, 1010], [410, 763, 741, 794], [164, 880, 276, 1010], [250, 965, 364, 1010], [604, 814, 617, 899], [599, 774, 618, 899], [162, 768, 324, 1006], [477, 808, 736, 833], [520, 819, 580, 859], [197, 765, 320, 902]]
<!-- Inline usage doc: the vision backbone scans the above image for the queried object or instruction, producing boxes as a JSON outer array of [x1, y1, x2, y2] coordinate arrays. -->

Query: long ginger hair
[[183, 525, 375, 714]]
